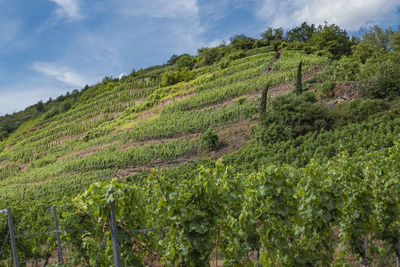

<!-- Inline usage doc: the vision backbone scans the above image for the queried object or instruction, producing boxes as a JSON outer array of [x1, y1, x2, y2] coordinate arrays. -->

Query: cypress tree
[[295, 60, 303, 95], [260, 83, 270, 121]]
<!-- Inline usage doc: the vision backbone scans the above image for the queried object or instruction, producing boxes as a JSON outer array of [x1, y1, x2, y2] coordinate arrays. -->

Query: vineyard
[[0, 23, 400, 266]]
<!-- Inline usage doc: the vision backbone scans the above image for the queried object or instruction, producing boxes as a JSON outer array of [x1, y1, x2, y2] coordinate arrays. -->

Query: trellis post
[[109, 194, 122, 267], [52, 207, 64, 264]]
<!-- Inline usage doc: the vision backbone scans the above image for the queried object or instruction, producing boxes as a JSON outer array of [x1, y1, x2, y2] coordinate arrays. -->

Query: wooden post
[[363, 236, 369, 267]]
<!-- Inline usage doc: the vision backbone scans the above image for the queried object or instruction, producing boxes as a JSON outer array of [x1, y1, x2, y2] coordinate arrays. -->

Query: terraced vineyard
[[1, 23, 400, 266], [0, 50, 327, 209]]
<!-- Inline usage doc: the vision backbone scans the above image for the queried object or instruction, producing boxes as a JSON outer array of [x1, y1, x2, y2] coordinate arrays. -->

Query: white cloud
[[32, 62, 87, 87], [120, 0, 199, 19], [256, 0, 400, 30], [49, 0, 81, 19]]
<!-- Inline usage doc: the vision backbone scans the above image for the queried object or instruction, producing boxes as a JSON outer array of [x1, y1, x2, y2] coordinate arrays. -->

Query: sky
[[0, 0, 399, 115]]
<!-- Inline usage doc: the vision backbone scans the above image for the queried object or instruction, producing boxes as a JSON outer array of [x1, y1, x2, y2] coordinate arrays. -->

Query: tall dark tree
[[167, 54, 180, 65], [260, 83, 270, 121], [295, 61, 303, 96], [36, 100, 45, 112]]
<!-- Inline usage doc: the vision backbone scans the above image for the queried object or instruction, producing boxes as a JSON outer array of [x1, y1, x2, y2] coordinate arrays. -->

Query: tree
[[261, 28, 283, 42], [176, 54, 196, 70], [198, 44, 232, 66], [261, 28, 284, 50], [308, 23, 352, 59], [230, 34, 255, 50], [353, 26, 398, 63], [167, 54, 179, 65], [285, 22, 316, 42], [36, 100, 45, 112], [260, 84, 270, 121], [295, 61, 303, 95]]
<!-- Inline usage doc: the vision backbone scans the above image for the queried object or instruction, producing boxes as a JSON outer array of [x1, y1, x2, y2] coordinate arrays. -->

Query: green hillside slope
[[0, 23, 400, 265]]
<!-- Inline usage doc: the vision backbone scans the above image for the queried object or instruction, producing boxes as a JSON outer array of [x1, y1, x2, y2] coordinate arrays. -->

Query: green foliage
[[259, 84, 269, 120], [230, 34, 255, 50], [352, 26, 398, 64], [198, 44, 232, 66], [2, 22, 400, 266], [261, 27, 284, 43], [160, 68, 194, 87], [0, 129, 8, 141], [167, 54, 179, 65], [327, 56, 361, 81], [153, 161, 232, 266], [36, 101, 45, 112], [308, 23, 352, 60], [295, 60, 303, 95], [285, 22, 316, 42], [53, 138, 400, 265], [316, 80, 335, 98], [62, 100, 72, 112], [359, 53, 400, 99], [331, 99, 388, 127], [256, 92, 332, 144], [176, 54, 196, 70], [199, 128, 220, 152]]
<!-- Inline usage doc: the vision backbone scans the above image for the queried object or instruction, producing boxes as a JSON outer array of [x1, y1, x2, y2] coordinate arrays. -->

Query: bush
[[160, 68, 194, 87], [368, 59, 400, 99], [256, 92, 332, 144], [230, 34, 255, 50], [200, 129, 220, 151], [316, 80, 335, 98], [62, 101, 72, 112], [36, 101, 45, 112], [235, 96, 247, 105], [332, 99, 388, 127], [358, 52, 400, 99], [329, 56, 360, 81], [42, 106, 60, 119], [0, 129, 8, 141], [308, 23, 352, 60], [198, 45, 232, 66], [176, 54, 196, 70]]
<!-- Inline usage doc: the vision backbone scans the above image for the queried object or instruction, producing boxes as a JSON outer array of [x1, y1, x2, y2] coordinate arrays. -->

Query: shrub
[[176, 54, 196, 70], [257, 92, 332, 144], [235, 96, 247, 105], [329, 56, 360, 81], [316, 80, 335, 98], [36, 101, 45, 112], [42, 106, 60, 119], [200, 129, 220, 151], [62, 101, 72, 112], [308, 23, 352, 60], [0, 129, 8, 141], [332, 99, 388, 127], [358, 53, 400, 99], [368, 59, 400, 99], [160, 68, 194, 87]]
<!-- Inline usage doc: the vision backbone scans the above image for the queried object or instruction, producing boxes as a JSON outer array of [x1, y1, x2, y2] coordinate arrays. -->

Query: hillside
[[1, 23, 400, 266]]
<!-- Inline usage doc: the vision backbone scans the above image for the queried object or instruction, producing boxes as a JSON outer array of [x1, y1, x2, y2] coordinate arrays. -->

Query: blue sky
[[0, 0, 399, 115]]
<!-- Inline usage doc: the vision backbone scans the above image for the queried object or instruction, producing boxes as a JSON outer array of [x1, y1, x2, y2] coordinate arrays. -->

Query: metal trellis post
[[52, 207, 64, 264], [109, 199, 122, 267], [6, 208, 19, 267]]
